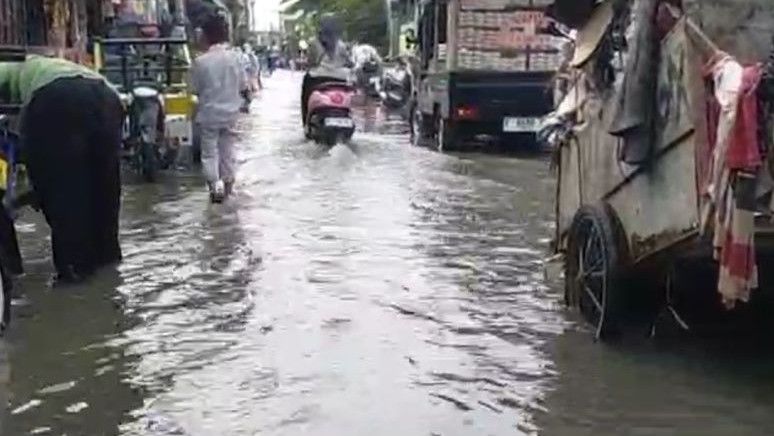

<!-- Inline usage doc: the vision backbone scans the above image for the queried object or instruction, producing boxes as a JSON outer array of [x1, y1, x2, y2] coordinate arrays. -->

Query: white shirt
[[352, 44, 381, 66], [308, 40, 351, 81], [191, 44, 247, 125]]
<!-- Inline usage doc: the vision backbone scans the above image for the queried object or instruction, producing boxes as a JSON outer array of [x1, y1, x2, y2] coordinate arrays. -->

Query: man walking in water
[[191, 14, 248, 203]]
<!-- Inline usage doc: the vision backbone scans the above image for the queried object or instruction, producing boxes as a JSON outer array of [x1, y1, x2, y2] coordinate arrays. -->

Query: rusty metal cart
[[550, 0, 774, 340]]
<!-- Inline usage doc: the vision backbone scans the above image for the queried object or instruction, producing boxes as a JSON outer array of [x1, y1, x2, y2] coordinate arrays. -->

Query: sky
[[252, 0, 282, 31]]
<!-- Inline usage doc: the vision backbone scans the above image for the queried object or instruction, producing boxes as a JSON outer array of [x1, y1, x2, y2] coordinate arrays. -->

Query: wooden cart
[[552, 0, 774, 340]]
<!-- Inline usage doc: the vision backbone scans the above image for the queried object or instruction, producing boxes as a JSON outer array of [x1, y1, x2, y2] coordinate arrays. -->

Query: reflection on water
[[1, 71, 773, 436], [539, 330, 774, 436]]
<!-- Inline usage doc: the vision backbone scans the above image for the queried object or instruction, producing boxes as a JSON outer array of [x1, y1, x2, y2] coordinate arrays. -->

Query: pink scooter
[[305, 81, 356, 146]]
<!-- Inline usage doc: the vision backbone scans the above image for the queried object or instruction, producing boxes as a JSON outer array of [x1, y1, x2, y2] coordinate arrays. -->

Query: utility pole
[[387, 0, 401, 57]]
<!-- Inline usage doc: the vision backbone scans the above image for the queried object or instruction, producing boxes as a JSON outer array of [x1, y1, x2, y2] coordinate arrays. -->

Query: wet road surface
[[3, 71, 774, 435]]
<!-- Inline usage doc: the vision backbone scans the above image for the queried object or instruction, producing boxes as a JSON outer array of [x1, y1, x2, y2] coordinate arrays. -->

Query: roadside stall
[[547, 0, 774, 340]]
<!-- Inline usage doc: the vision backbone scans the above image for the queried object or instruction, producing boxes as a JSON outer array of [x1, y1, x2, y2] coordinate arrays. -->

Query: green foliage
[[282, 0, 388, 52]]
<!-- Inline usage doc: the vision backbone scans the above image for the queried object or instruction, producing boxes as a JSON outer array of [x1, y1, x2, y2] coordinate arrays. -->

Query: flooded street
[[2, 71, 774, 435]]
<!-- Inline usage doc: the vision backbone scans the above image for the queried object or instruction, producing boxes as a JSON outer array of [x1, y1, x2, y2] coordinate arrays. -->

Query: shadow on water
[[115, 179, 256, 435], [538, 256, 774, 435]]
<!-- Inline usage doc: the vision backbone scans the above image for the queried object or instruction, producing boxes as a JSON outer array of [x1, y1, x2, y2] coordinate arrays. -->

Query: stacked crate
[[456, 0, 564, 71]]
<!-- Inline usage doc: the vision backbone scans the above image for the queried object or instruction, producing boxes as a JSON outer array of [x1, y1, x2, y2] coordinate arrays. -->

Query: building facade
[[0, 0, 89, 62]]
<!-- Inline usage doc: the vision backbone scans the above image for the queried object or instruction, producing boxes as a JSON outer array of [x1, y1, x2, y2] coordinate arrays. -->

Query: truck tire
[[565, 204, 628, 341], [435, 116, 458, 152]]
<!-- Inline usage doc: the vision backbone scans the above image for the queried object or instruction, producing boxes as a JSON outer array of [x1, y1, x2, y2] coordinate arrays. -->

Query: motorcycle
[[122, 85, 175, 182], [305, 80, 356, 146], [379, 62, 412, 111], [96, 32, 195, 182], [357, 60, 382, 98]]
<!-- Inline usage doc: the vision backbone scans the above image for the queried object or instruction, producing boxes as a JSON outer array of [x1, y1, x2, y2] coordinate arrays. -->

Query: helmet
[[318, 14, 342, 52], [318, 14, 341, 36]]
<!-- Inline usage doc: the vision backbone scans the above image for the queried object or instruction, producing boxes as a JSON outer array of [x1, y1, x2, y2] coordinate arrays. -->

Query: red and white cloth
[[703, 54, 762, 308]]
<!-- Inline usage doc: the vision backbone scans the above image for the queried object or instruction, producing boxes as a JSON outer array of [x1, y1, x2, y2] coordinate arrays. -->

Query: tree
[[281, 0, 388, 52]]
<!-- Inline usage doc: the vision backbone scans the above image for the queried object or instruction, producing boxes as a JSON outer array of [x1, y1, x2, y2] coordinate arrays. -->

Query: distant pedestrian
[[190, 14, 248, 203], [241, 43, 261, 91], [235, 46, 253, 113]]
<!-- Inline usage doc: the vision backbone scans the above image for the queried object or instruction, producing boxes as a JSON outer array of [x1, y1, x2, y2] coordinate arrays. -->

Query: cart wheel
[[565, 204, 627, 341]]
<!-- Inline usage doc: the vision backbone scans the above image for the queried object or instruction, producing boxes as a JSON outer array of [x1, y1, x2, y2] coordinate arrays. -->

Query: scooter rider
[[300, 15, 352, 127]]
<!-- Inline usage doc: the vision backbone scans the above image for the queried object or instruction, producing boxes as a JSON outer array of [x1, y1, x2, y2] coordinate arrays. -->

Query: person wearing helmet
[[300, 15, 352, 126]]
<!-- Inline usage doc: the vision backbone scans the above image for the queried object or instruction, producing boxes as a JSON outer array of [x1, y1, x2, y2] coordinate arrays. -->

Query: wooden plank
[[609, 135, 699, 261], [655, 19, 694, 152]]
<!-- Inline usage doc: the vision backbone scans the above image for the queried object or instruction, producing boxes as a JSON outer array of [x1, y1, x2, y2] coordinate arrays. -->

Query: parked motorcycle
[[95, 35, 194, 182], [352, 44, 382, 98], [379, 61, 412, 111], [122, 85, 175, 182], [356, 60, 382, 98], [305, 80, 356, 146]]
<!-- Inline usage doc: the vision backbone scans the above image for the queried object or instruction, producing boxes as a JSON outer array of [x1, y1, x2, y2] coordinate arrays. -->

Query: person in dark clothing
[[22, 78, 123, 280], [301, 15, 350, 127], [0, 56, 124, 282]]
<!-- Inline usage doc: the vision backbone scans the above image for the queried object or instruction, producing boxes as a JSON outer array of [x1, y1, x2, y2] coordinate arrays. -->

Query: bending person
[[0, 55, 123, 282]]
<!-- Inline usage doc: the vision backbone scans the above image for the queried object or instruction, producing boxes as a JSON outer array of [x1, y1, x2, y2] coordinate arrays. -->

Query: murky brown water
[[1, 71, 774, 436]]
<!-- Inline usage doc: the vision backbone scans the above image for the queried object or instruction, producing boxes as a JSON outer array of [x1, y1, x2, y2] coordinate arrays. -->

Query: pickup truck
[[410, 0, 563, 151]]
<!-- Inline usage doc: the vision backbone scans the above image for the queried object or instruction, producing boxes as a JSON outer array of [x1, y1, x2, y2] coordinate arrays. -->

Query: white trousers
[[199, 122, 237, 184]]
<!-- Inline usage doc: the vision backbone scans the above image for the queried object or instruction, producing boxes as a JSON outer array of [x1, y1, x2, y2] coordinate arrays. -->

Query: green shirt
[[0, 55, 113, 107]]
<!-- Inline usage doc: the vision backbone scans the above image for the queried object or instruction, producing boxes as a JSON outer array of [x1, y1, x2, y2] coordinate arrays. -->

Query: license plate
[[503, 117, 539, 132], [369, 77, 379, 84], [324, 117, 354, 128], [0, 158, 8, 191]]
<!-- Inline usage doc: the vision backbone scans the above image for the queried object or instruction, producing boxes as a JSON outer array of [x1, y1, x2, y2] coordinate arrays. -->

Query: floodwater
[[2, 71, 774, 435]]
